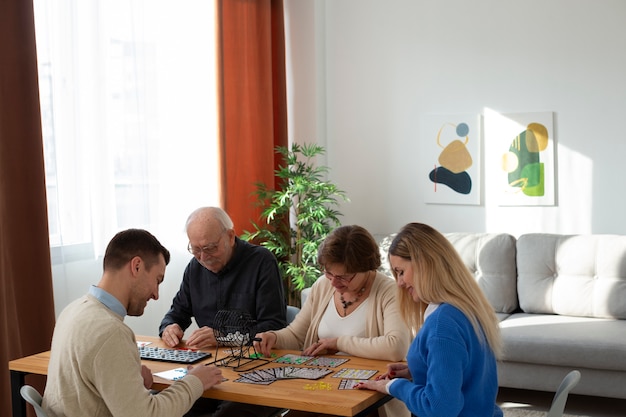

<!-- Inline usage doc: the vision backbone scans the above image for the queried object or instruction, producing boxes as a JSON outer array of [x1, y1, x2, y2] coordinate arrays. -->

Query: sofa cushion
[[517, 234, 626, 319], [499, 313, 626, 372], [378, 232, 519, 314], [445, 233, 518, 314], [378, 233, 397, 278]]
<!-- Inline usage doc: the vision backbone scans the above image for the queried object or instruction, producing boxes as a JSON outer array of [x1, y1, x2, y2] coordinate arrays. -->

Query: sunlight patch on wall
[[483, 108, 593, 235]]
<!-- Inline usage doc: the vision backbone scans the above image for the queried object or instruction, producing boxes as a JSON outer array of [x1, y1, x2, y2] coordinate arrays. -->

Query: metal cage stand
[[211, 310, 271, 372]]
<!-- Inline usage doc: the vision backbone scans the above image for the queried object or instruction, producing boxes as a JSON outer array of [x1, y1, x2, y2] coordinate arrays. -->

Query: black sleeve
[[252, 249, 287, 334], [158, 262, 194, 336]]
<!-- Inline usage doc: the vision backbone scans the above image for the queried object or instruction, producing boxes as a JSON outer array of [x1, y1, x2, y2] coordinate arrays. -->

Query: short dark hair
[[317, 225, 381, 273], [103, 229, 170, 272]]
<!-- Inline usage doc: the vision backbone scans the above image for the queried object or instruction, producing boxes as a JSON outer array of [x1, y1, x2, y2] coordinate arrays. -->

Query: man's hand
[[141, 365, 153, 389], [161, 323, 184, 347], [186, 327, 217, 349], [187, 364, 224, 391]]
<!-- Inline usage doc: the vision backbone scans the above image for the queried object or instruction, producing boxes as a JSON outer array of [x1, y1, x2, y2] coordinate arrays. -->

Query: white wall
[[50, 0, 626, 335], [285, 0, 626, 238], [51, 242, 199, 337]]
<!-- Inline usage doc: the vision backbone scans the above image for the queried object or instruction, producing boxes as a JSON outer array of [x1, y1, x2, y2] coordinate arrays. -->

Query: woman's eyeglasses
[[323, 270, 357, 283]]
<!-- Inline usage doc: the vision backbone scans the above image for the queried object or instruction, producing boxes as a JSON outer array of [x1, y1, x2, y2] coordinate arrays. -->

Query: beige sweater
[[272, 272, 412, 417], [43, 295, 204, 417], [273, 271, 411, 361]]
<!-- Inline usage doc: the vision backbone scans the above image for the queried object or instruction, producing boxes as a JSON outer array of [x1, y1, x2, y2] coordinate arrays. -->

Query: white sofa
[[376, 232, 626, 400]]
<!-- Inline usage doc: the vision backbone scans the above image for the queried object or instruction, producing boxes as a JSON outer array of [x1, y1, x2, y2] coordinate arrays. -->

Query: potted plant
[[242, 143, 348, 307]]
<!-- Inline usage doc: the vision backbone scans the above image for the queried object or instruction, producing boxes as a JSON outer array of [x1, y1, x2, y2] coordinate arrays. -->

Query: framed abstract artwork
[[484, 111, 556, 206], [420, 113, 481, 205]]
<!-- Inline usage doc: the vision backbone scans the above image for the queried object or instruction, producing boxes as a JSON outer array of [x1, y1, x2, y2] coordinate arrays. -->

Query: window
[[34, 0, 220, 261]]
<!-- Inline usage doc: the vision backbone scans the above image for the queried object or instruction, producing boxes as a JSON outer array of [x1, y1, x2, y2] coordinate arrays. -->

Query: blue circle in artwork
[[456, 123, 469, 137]]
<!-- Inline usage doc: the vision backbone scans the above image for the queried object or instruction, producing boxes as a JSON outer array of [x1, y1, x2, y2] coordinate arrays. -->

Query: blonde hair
[[389, 223, 502, 358]]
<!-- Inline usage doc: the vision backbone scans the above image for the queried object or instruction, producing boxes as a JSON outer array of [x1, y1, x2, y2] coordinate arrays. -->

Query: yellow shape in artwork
[[438, 140, 473, 174], [526, 123, 548, 152], [501, 151, 519, 173]]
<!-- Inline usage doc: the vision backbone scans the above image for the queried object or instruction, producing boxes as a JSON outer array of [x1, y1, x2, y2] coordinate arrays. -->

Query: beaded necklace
[[339, 271, 372, 316]]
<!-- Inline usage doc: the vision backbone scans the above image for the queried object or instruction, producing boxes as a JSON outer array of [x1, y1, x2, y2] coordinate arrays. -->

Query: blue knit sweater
[[389, 303, 503, 417]]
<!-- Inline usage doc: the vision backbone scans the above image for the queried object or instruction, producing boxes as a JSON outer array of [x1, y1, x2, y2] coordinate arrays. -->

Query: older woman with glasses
[[255, 225, 412, 417]]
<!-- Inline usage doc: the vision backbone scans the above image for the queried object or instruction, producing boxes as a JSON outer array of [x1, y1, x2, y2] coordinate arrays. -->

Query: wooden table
[[9, 336, 392, 417]]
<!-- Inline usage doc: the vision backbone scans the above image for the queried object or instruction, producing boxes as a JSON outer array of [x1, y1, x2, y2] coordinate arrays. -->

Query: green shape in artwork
[[521, 162, 544, 196], [508, 130, 540, 184]]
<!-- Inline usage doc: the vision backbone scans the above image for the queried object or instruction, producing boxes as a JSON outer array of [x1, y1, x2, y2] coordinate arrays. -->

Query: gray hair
[[185, 206, 234, 232]]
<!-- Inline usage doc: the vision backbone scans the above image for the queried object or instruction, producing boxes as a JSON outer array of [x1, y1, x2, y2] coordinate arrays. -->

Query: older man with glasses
[[158, 206, 286, 417], [159, 206, 286, 347]]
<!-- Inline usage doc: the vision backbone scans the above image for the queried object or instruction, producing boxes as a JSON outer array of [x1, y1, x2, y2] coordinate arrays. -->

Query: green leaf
[[241, 142, 348, 306]]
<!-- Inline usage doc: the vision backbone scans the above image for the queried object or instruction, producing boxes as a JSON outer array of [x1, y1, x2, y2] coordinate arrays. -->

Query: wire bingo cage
[[211, 310, 269, 371]]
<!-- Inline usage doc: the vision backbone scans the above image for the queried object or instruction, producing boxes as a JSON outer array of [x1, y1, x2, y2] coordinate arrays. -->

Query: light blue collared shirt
[[89, 285, 127, 317]]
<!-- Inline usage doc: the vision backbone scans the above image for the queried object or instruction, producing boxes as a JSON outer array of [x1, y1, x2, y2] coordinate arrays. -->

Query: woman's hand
[[253, 332, 277, 357], [302, 337, 338, 356], [377, 362, 410, 380], [354, 379, 390, 394]]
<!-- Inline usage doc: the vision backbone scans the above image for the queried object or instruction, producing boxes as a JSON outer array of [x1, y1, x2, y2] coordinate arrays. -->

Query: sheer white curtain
[[34, 0, 219, 332]]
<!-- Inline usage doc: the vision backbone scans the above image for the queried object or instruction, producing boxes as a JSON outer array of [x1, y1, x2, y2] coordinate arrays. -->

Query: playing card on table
[[153, 367, 187, 381], [332, 368, 378, 379], [338, 379, 369, 389], [288, 367, 333, 380], [236, 368, 275, 384], [305, 356, 349, 368], [274, 353, 313, 365], [234, 376, 275, 385]]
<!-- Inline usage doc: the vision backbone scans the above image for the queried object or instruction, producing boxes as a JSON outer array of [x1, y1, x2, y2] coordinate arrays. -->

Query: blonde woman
[[356, 223, 503, 417]]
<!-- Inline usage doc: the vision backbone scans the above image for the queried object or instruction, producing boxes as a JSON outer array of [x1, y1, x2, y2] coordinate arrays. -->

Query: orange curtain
[[216, 0, 288, 235], [0, 0, 56, 415]]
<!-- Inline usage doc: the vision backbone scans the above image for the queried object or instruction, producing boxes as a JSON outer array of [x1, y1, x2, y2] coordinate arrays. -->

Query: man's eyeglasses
[[187, 233, 224, 256], [323, 270, 357, 283]]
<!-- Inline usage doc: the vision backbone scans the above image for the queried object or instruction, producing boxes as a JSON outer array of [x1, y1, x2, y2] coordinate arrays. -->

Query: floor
[[497, 387, 626, 417]]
